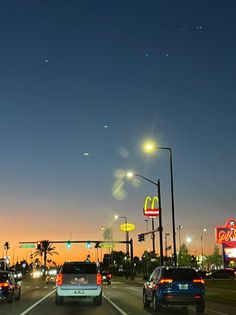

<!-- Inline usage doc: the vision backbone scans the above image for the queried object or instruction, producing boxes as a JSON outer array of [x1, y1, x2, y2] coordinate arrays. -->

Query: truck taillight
[[97, 273, 102, 285], [56, 273, 63, 286]]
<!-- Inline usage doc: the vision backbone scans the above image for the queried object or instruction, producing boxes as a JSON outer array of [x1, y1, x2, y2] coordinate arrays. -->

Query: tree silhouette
[[34, 240, 59, 272], [178, 243, 191, 266]]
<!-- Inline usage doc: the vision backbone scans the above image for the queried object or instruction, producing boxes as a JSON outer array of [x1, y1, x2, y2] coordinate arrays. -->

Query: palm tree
[[34, 240, 59, 272]]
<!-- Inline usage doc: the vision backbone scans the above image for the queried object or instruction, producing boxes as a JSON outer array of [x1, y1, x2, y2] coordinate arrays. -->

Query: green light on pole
[[66, 240, 71, 249], [86, 241, 91, 249]]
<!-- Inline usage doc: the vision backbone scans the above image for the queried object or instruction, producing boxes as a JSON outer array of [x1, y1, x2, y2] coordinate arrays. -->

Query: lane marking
[[103, 293, 129, 315], [18, 290, 55, 315], [129, 287, 142, 293], [189, 306, 229, 315], [205, 309, 229, 315]]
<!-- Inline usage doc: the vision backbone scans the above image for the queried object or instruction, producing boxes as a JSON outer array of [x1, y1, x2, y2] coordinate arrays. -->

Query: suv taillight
[[0, 282, 9, 287], [56, 273, 63, 286], [97, 273, 102, 285], [193, 279, 204, 284], [159, 278, 173, 284], [156, 278, 173, 289]]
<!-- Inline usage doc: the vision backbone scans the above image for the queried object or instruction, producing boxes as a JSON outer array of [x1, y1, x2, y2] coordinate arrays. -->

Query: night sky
[[0, 0, 235, 263]]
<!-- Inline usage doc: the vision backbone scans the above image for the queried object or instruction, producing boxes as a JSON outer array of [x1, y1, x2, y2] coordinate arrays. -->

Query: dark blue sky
[[0, 0, 235, 259]]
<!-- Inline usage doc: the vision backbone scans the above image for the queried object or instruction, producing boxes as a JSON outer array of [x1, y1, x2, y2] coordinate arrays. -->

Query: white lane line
[[129, 287, 142, 293], [189, 306, 229, 315], [18, 290, 55, 315], [103, 293, 129, 315], [205, 309, 229, 315]]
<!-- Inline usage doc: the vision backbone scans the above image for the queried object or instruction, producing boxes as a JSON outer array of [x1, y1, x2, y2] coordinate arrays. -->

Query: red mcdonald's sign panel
[[143, 196, 160, 218], [215, 219, 236, 247]]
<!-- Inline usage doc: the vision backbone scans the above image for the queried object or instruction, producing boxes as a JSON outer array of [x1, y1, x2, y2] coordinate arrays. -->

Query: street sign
[[19, 243, 35, 249], [100, 243, 115, 249]]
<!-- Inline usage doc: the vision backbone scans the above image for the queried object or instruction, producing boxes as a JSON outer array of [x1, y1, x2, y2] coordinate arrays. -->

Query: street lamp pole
[[116, 216, 129, 256], [201, 228, 207, 269], [123, 216, 129, 256], [157, 147, 177, 266], [177, 225, 183, 251], [157, 179, 164, 266], [151, 218, 156, 255], [165, 233, 170, 258], [129, 173, 164, 265]]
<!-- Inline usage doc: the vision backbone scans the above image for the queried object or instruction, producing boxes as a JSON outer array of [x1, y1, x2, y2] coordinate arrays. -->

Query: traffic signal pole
[[19, 239, 135, 279]]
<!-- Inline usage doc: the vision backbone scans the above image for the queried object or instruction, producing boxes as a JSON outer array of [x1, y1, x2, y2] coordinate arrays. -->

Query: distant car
[[143, 267, 205, 313], [197, 270, 212, 279], [0, 271, 21, 303], [101, 271, 112, 284], [211, 268, 235, 279], [31, 268, 43, 279], [55, 261, 102, 305], [46, 268, 58, 284]]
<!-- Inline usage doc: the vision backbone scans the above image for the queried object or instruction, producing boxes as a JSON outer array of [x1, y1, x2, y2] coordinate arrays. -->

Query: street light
[[186, 237, 192, 254], [126, 171, 164, 266], [201, 228, 207, 269], [114, 215, 129, 256], [143, 142, 177, 266], [177, 225, 183, 251]]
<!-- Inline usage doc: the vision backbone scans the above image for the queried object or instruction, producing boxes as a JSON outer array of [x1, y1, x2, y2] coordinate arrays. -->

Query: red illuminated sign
[[215, 219, 236, 247], [143, 196, 160, 218]]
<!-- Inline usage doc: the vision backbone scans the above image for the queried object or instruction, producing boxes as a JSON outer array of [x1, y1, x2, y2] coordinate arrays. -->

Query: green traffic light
[[66, 240, 71, 249], [86, 241, 91, 249]]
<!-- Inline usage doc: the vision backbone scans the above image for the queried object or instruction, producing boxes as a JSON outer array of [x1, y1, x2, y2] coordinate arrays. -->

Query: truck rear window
[[62, 263, 97, 274]]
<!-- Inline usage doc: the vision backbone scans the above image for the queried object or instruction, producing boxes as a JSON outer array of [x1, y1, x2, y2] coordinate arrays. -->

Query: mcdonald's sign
[[143, 196, 159, 218]]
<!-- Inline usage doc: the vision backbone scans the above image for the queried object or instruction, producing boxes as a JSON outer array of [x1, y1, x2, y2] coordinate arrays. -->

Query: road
[[1, 277, 235, 315]]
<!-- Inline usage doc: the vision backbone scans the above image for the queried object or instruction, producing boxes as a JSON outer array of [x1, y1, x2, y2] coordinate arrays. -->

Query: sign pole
[[157, 179, 164, 266]]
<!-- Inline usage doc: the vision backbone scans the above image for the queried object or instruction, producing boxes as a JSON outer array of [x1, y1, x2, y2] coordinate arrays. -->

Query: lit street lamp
[[115, 215, 129, 256], [186, 237, 192, 254], [177, 225, 183, 251], [127, 172, 164, 266], [201, 228, 207, 269], [143, 142, 177, 266]]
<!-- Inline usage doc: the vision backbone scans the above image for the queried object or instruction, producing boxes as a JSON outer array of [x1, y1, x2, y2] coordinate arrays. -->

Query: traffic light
[[66, 240, 71, 249], [86, 241, 91, 249], [37, 241, 41, 250], [138, 233, 145, 242], [94, 242, 100, 248]]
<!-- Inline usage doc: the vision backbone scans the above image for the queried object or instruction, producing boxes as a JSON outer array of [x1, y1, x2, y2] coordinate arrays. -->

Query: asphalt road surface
[[1, 277, 235, 315]]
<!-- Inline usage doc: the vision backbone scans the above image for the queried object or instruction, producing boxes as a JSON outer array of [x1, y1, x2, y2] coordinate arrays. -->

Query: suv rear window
[[163, 268, 200, 281], [62, 263, 97, 274]]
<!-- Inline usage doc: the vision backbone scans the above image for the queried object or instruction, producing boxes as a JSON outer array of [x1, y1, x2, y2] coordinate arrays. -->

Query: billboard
[[224, 246, 236, 259], [215, 219, 236, 247]]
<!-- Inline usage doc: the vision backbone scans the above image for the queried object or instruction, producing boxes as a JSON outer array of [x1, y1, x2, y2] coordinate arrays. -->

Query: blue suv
[[143, 267, 205, 313]]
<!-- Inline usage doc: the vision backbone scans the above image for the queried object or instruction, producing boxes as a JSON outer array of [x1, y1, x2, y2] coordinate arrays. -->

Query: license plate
[[179, 284, 188, 290], [74, 290, 84, 294]]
